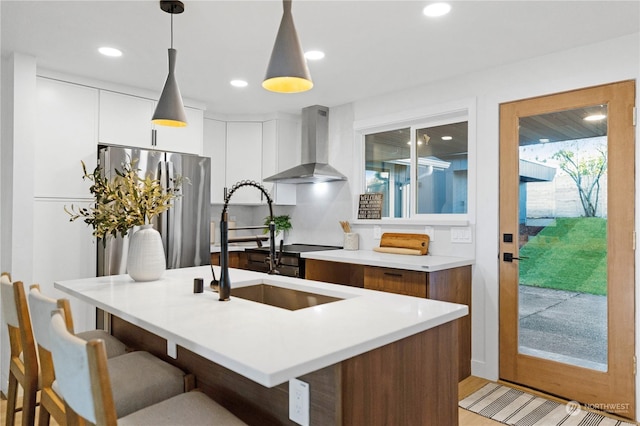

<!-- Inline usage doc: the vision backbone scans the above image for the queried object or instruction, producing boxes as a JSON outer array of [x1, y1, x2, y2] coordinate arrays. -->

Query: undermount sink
[[231, 284, 343, 311]]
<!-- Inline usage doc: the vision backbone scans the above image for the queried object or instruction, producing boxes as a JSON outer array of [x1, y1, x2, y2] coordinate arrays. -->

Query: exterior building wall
[[526, 174, 608, 219]]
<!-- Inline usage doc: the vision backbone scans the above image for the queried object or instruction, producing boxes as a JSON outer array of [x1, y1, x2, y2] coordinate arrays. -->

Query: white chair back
[[1, 273, 19, 327], [49, 309, 97, 424], [28, 286, 59, 351]]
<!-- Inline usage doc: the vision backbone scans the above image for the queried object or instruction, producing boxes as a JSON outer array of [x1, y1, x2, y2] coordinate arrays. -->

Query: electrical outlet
[[424, 226, 434, 241], [373, 225, 382, 239], [289, 379, 309, 426], [450, 226, 473, 243]]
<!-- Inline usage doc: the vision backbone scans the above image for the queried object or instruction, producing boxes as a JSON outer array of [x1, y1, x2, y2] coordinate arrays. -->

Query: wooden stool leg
[[20, 380, 38, 426], [5, 372, 18, 426], [37, 403, 51, 426]]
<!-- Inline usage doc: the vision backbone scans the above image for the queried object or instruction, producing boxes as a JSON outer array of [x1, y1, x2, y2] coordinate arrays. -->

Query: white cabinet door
[[155, 107, 204, 155], [99, 90, 154, 148], [262, 119, 298, 205], [35, 78, 99, 198], [261, 120, 278, 199], [32, 199, 97, 332], [203, 118, 227, 204], [226, 122, 263, 204]]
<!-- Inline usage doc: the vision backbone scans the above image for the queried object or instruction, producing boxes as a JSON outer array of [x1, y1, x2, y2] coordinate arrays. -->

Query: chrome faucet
[[215, 180, 279, 301]]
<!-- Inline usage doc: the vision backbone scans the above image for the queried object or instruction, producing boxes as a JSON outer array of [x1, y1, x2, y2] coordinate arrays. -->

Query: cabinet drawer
[[364, 267, 427, 298]]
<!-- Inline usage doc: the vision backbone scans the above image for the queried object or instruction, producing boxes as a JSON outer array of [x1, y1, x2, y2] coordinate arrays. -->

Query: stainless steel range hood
[[263, 105, 347, 184]]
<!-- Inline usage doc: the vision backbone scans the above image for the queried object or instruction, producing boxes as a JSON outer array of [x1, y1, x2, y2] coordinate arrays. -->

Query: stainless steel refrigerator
[[97, 146, 211, 276]]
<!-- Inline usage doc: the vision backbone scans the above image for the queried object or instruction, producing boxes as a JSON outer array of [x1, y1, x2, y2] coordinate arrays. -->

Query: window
[[360, 108, 471, 221]]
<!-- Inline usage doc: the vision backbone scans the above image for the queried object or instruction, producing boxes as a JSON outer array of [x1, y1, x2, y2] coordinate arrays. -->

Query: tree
[[552, 147, 607, 217]]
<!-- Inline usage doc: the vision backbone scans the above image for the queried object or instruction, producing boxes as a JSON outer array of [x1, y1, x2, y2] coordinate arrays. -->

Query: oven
[[245, 244, 342, 278]]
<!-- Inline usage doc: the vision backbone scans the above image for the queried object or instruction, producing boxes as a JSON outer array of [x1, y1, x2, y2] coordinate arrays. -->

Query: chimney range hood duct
[[263, 105, 347, 184]]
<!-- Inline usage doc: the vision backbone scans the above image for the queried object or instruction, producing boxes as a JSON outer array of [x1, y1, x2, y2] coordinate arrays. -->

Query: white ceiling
[[2, 1, 639, 116]]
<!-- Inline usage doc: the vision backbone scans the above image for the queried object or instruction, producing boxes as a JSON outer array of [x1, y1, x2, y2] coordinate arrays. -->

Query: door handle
[[503, 253, 529, 262]]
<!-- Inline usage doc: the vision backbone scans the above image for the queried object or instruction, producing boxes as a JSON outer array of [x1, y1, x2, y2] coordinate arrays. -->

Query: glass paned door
[[499, 81, 635, 420], [517, 106, 608, 371]]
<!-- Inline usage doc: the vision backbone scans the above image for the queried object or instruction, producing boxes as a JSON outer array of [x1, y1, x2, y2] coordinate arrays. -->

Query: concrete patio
[[518, 285, 607, 371]]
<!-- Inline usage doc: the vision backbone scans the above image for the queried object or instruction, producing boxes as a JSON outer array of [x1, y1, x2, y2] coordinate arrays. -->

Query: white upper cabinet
[[35, 77, 99, 198], [154, 107, 204, 155], [99, 90, 154, 148], [262, 119, 298, 205], [203, 118, 301, 206], [225, 122, 264, 204], [99, 90, 203, 155], [203, 118, 227, 204]]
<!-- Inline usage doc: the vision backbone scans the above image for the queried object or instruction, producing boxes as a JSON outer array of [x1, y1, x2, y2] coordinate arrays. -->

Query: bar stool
[[27, 285, 192, 425], [1, 273, 38, 426], [48, 309, 248, 425], [1, 275, 129, 426]]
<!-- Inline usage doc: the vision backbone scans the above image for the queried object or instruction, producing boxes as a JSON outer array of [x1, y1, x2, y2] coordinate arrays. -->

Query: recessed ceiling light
[[540, 138, 550, 143], [230, 80, 248, 88], [584, 113, 606, 121], [423, 2, 451, 17], [305, 50, 325, 60], [441, 136, 452, 141], [98, 47, 122, 57]]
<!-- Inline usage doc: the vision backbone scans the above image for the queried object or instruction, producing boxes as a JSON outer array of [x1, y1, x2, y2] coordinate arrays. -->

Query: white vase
[[127, 224, 166, 282]]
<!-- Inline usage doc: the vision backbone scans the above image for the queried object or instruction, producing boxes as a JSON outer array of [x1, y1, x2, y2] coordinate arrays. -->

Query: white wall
[[0, 53, 37, 395], [293, 32, 640, 416]]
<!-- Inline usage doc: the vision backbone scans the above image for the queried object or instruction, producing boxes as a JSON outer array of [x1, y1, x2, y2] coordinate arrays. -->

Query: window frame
[[353, 98, 476, 225]]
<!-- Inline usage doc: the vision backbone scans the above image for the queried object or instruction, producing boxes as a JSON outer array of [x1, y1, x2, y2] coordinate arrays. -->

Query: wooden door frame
[[499, 80, 636, 419]]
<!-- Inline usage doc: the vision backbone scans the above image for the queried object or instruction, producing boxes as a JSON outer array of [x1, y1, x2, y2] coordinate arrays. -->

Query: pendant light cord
[[170, 10, 174, 49]]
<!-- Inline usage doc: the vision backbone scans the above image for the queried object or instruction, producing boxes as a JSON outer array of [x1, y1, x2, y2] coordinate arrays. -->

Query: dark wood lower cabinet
[[211, 251, 248, 269], [111, 316, 459, 426], [364, 266, 427, 297], [305, 259, 364, 288]]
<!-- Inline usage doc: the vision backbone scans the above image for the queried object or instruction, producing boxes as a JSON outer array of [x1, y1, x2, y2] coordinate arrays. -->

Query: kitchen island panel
[[111, 316, 340, 426], [343, 320, 458, 426], [111, 314, 457, 426]]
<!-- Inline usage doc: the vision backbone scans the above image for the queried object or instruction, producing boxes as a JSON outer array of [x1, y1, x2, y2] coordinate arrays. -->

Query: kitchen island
[[56, 266, 467, 425]]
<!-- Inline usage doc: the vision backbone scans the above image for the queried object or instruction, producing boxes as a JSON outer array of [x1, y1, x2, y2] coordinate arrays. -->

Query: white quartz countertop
[[55, 266, 467, 388], [301, 249, 474, 272], [210, 244, 253, 253]]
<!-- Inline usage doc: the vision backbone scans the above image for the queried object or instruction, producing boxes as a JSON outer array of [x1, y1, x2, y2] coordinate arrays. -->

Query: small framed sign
[[358, 193, 383, 219]]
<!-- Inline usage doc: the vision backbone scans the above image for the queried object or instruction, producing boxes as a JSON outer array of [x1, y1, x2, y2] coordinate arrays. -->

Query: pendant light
[[263, 0, 313, 93], [152, 0, 187, 127]]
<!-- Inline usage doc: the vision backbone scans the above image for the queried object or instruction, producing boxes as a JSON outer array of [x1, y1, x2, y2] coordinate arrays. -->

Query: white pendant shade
[[263, 0, 313, 93]]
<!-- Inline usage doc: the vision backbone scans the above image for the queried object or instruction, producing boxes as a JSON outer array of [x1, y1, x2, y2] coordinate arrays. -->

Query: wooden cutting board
[[373, 247, 423, 256], [379, 233, 430, 255]]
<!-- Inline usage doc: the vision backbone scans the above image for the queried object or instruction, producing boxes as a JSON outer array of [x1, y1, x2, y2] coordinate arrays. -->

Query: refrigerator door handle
[[165, 160, 182, 269], [157, 161, 169, 256]]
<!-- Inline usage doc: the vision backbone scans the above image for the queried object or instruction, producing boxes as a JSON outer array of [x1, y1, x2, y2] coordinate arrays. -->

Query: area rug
[[459, 383, 636, 426]]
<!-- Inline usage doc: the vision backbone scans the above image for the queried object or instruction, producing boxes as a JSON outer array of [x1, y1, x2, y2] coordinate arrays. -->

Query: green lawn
[[519, 217, 607, 295]]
